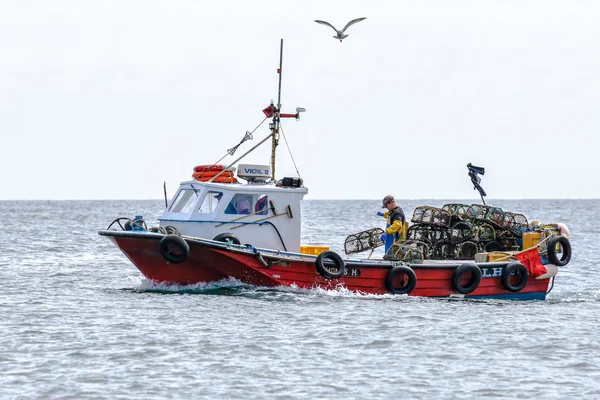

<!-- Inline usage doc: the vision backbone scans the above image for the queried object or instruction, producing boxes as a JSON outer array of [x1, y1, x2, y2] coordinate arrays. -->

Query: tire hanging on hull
[[502, 262, 528, 292], [213, 233, 241, 245], [385, 266, 417, 295], [315, 251, 346, 280], [452, 264, 482, 294], [159, 234, 190, 264], [546, 236, 571, 267]]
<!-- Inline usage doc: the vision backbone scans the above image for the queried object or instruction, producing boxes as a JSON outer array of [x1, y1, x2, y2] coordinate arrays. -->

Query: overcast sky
[[1, 1, 598, 200]]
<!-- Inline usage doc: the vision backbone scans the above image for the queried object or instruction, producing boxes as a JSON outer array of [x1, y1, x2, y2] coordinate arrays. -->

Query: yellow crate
[[522, 231, 542, 250], [488, 251, 515, 262], [300, 245, 329, 255], [475, 252, 513, 262]]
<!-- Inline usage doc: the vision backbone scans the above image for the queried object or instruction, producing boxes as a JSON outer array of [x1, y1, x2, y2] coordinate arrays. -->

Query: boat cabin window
[[255, 194, 269, 215], [225, 194, 252, 215], [170, 188, 201, 213], [198, 191, 223, 214], [224, 193, 269, 215]]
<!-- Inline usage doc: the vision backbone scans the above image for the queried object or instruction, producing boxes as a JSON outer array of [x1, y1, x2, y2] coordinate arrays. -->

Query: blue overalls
[[383, 212, 402, 256]]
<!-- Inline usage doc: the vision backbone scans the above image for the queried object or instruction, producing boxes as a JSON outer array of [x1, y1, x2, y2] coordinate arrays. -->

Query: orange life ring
[[193, 165, 225, 173], [192, 172, 238, 183], [210, 175, 238, 183], [192, 170, 234, 179], [194, 176, 237, 183]]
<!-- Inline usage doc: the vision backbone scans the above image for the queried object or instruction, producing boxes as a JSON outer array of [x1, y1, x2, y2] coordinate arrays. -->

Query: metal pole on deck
[[270, 38, 283, 181], [163, 182, 168, 208]]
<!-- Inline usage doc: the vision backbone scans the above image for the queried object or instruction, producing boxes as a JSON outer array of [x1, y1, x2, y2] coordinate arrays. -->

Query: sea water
[[1, 199, 599, 399]]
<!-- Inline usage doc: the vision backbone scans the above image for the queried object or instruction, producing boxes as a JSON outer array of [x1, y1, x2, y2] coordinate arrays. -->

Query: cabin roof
[[179, 180, 308, 194]]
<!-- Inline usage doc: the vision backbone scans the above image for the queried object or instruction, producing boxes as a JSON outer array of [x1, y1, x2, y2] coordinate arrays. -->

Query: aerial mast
[[208, 39, 305, 184], [270, 39, 284, 181]]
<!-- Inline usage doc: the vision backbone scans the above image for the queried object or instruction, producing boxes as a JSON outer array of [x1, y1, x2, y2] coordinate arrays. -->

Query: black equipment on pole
[[467, 163, 487, 205]]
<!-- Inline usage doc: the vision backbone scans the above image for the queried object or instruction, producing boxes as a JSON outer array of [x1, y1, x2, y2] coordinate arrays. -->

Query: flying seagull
[[314, 17, 366, 42]]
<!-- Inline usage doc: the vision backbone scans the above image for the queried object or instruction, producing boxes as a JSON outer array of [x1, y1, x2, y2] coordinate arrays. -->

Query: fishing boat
[[99, 40, 572, 300]]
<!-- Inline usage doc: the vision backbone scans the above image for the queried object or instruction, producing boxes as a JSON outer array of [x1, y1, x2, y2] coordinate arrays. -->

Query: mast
[[270, 38, 284, 181], [209, 39, 304, 184], [207, 39, 304, 184]]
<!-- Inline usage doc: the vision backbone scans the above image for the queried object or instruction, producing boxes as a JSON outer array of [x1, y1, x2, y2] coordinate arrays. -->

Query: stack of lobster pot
[[393, 204, 532, 261]]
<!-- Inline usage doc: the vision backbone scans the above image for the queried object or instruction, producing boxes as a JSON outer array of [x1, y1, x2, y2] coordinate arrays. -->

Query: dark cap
[[382, 195, 394, 207]]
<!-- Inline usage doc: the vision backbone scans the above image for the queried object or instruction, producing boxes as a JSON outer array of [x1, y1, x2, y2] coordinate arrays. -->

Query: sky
[[1, 1, 599, 200]]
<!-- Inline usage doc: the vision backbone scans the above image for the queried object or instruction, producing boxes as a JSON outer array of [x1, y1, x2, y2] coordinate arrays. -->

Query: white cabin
[[158, 168, 307, 252]]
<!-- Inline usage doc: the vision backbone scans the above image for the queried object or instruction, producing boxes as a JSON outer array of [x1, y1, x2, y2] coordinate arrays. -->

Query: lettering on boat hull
[[481, 266, 503, 278], [324, 266, 361, 277]]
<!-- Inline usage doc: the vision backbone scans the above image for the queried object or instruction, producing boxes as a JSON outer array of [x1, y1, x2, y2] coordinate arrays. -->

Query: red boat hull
[[101, 232, 551, 300]]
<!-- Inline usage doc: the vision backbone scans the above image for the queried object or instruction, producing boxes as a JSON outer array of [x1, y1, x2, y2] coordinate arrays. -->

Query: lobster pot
[[497, 228, 521, 241], [442, 203, 476, 222], [429, 243, 451, 260], [407, 224, 449, 245], [485, 207, 507, 227], [470, 204, 489, 221], [411, 206, 451, 227], [454, 241, 478, 260], [477, 240, 503, 253], [344, 228, 384, 255], [503, 212, 529, 231], [389, 241, 428, 263], [472, 222, 496, 242], [470, 204, 494, 222], [449, 221, 475, 244], [498, 237, 520, 252]]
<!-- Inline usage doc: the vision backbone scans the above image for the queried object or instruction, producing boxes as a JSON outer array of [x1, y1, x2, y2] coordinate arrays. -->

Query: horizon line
[[1, 197, 598, 202]]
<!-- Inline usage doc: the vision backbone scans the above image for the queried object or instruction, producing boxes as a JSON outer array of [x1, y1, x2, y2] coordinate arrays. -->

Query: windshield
[[170, 189, 200, 213], [198, 191, 223, 214]]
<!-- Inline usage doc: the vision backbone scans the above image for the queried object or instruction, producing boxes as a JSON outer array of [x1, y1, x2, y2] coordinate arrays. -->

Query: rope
[[279, 123, 301, 179], [491, 235, 552, 263], [547, 276, 555, 294], [212, 116, 269, 166]]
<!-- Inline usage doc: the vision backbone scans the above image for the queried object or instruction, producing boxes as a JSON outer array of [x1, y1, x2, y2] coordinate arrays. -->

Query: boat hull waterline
[[100, 231, 551, 300]]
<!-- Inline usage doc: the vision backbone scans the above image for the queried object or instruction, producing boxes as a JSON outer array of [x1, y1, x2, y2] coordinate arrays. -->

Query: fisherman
[[378, 195, 406, 257], [236, 198, 251, 214]]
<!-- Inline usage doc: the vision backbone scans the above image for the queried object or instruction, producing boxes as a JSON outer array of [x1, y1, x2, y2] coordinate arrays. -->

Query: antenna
[[268, 39, 306, 181], [277, 39, 283, 113], [210, 39, 305, 184], [270, 39, 284, 181]]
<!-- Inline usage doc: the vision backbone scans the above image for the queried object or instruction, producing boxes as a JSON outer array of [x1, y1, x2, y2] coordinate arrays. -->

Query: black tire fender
[[547, 236, 571, 267], [213, 233, 241, 245], [452, 264, 482, 294], [385, 266, 417, 295], [164, 225, 179, 235], [315, 251, 346, 280], [502, 261, 528, 292], [159, 234, 189, 264], [149, 226, 167, 234]]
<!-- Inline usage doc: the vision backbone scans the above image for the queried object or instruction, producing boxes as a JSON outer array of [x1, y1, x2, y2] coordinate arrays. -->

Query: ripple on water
[[1, 199, 599, 399]]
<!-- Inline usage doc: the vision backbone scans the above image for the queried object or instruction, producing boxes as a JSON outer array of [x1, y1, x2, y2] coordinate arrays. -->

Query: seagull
[[314, 17, 367, 42]]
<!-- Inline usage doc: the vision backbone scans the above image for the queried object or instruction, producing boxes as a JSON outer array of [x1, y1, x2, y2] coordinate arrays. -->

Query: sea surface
[[1, 199, 599, 399]]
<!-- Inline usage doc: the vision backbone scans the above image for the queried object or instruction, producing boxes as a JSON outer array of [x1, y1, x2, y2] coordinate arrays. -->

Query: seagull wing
[[315, 20, 339, 32], [342, 17, 366, 32]]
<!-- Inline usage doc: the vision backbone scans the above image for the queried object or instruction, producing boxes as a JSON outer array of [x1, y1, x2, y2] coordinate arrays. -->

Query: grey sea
[[1, 199, 599, 399]]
